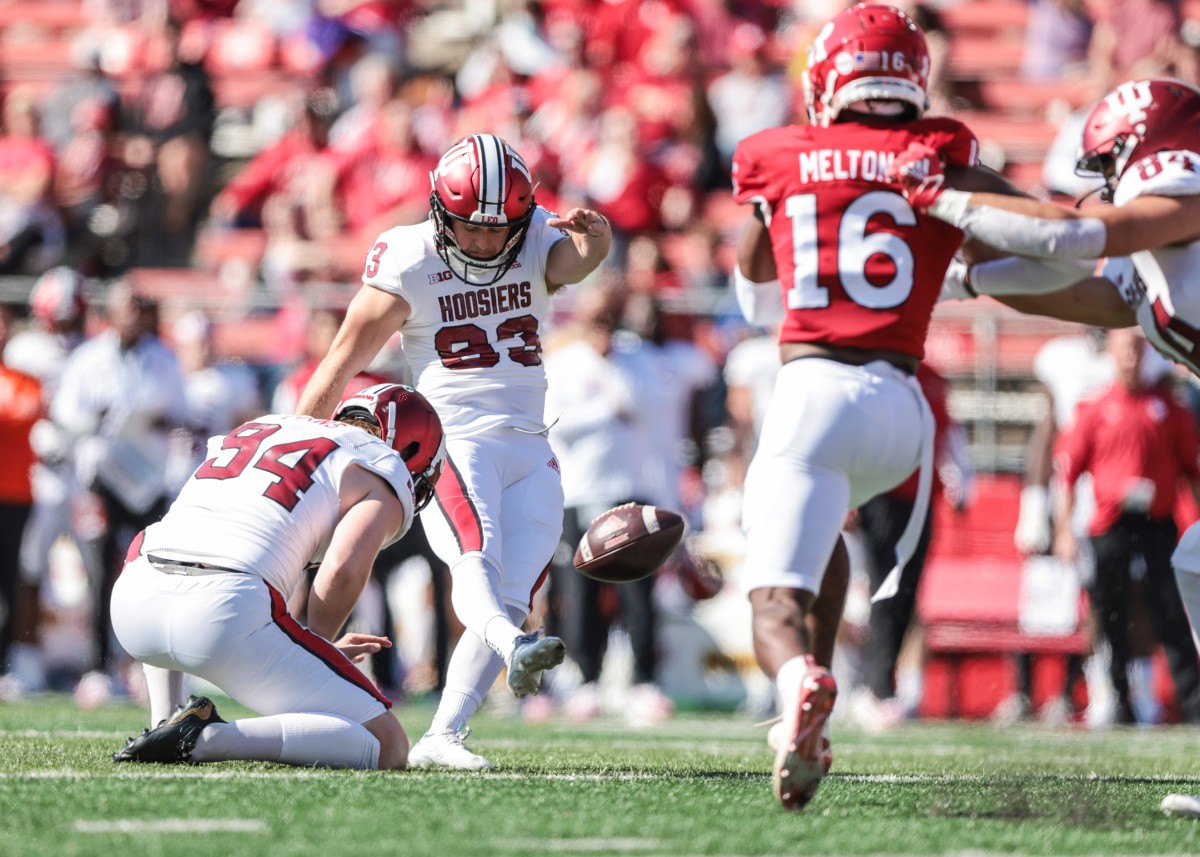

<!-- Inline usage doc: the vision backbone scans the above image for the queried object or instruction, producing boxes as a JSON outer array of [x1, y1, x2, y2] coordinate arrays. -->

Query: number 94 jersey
[[732, 118, 978, 359], [142, 415, 415, 598], [363, 208, 568, 437]]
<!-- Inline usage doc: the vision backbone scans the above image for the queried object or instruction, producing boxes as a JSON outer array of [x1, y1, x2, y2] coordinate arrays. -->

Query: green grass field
[[2, 694, 1200, 857]]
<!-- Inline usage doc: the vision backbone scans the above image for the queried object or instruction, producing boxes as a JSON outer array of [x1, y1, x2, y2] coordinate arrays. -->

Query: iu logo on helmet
[[1107, 81, 1154, 126]]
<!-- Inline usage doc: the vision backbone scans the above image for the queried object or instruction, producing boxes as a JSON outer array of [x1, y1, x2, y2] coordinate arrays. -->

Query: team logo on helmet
[[1076, 78, 1200, 201]]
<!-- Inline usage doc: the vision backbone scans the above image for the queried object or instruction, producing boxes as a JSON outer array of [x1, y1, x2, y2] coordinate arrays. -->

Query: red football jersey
[[732, 117, 979, 358]]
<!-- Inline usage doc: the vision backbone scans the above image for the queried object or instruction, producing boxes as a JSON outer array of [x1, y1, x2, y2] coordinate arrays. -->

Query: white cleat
[[407, 729, 493, 771], [1162, 794, 1200, 819], [506, 632, 566, 698]]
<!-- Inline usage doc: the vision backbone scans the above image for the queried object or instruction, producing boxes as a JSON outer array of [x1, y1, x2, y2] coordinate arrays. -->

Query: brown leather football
[[573, 503, 685, 583]]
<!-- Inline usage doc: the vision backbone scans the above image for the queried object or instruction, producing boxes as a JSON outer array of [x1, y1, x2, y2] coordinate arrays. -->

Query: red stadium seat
[[918, 475, 1090, 719], [0, 0, 84, 34], [938, 1, 1029, 35]]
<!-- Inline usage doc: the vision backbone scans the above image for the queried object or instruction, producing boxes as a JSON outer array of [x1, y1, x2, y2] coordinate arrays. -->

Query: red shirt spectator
[[1056, 379, 1200, 536], [0, 313, 41, 505], [0, 94, 56, 206], [584, 0, 686, 68], [211, 95, 334, 226], [325, 98, 436, 237]]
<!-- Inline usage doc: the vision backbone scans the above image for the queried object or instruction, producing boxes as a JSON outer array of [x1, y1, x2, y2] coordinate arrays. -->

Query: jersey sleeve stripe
[[430, 456, 484, 554], [266, 583, 393, 710]]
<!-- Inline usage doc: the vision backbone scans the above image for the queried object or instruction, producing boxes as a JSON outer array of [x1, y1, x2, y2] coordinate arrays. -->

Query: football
[[573, 503, 686, 583]]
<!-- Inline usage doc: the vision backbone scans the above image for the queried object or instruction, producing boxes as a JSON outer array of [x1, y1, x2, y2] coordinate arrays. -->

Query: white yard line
[[0, 729, 127, 739], [493, 839, 662, 852], [74, 819, 267, 833]]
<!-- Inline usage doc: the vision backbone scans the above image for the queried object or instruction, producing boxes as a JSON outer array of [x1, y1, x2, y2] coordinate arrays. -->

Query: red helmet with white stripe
[[429, 134, 535, 285], [1076, 78, 1200, 201], [804, 3, 931, 128], [30, 266, 88, 329], [335, 383, 446, 512]]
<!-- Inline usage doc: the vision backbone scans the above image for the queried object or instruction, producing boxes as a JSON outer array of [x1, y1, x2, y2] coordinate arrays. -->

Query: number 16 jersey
[[732, 117, 978, 359], [362, 209, 568, 437]]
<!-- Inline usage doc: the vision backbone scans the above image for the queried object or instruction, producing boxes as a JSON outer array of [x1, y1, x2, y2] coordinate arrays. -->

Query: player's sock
[[192, 717, 284, 763], [278, 714, 380, 769], [775, 654, 814, 700], [429, 629, 506, 734], [450, 556, 523, 658], [193, 714, 380, 769], [142, 664, 185, 727]]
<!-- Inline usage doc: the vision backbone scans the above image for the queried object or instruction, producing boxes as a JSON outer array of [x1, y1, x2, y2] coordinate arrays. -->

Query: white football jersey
[[141, 415, 415, 599], [363, 209, 568, 437], [1110, 149, 1200, 376], [1032, 335, 1113, 429]]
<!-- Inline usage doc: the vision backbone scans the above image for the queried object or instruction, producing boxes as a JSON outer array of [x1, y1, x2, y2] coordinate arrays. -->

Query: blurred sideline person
[[2, 267, 93, 693], [110, 384, 445, 770], [296, 133, 611, 770], [0, 304, 41, 694], [543, 286, 673, 725], [1052, 328, 1200, 724], [996, 330, 1112, 726], [165, 310, 263, 497], [52, 283, 186, 704], [731, 3, 1017, 811]]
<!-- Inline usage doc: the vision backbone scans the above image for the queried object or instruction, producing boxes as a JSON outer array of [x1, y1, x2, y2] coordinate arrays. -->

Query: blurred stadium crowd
[[3, 0, 1200, 730]]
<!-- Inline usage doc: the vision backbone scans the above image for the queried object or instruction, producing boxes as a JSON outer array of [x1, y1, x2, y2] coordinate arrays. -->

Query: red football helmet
[[334, 383, 446, 512], [29, 266, 88, 329], [429, 134, 536, 285], [804, 3, 931, 128], [1076, 78, 1200, 200]]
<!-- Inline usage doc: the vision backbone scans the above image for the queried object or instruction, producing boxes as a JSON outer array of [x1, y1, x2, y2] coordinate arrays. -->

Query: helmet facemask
[[1076, 135, 1134, 203], [430, 191, 535, 286]]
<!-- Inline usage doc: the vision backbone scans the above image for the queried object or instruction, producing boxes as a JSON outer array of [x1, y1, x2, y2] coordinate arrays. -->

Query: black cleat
[[112, 695, 226, 764]]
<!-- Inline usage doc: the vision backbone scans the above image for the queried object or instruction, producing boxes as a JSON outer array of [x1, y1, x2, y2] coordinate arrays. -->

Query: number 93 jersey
[[732, 117, 978, 358], [141, 415, 415, 598], [362, 208, 569, 437]]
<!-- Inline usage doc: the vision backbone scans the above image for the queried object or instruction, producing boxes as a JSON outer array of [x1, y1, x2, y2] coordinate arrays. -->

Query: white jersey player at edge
[[888, 77, 1200, 817], [109, 384, 445, 770], [296, 133, 612, 770]]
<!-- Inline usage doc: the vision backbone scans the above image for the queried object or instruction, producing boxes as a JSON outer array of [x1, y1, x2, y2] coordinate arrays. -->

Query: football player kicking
[[889, 76, 1200, 818], [731, 3, 1018, 811], [110, 384, 445, 769], [296, 134, 611, 770]]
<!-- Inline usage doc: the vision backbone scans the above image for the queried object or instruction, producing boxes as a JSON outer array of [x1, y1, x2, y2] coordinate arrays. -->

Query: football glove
[[889, 142, 946, 213]]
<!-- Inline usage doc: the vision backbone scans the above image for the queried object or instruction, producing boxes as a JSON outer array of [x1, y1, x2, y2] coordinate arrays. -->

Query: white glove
[[28, 419, 68, 463], [939, 260, 974, 301], [1014, 484, 1052, 555]]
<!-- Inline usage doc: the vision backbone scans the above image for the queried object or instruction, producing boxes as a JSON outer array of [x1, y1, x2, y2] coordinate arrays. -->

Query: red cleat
[[773, 666, 837, 811]]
